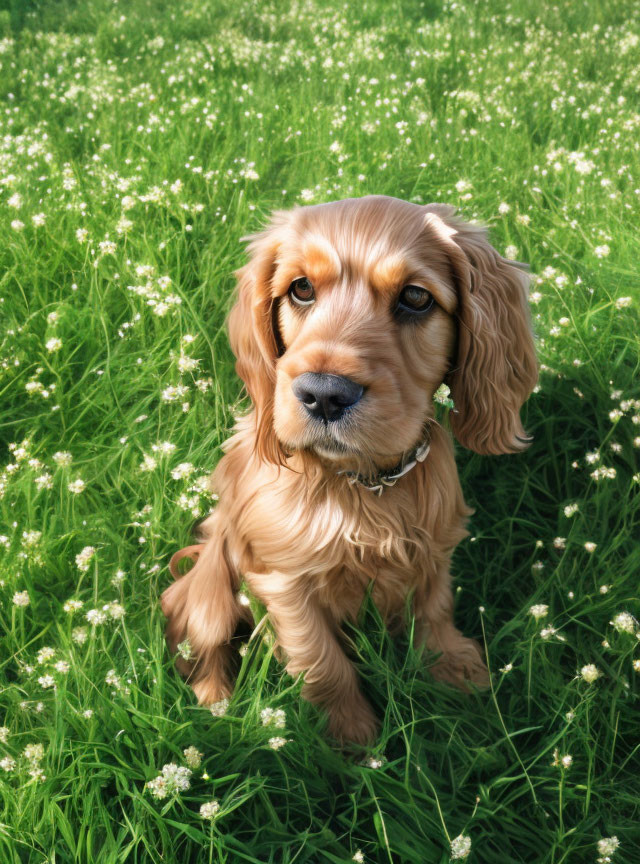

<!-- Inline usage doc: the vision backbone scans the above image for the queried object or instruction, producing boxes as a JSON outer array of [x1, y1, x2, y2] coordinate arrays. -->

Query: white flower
[[200, 800, 220, 820], [563, 503, 579, 517], [498, 202, 510, 214], [34, 473, 53, 490], [0, 756, 16, 772], [528, 604, 549, 620], [177, 639, 193, 660], [46, 337, 62, 353], [615, 296, 632, 309], [104, 601, 125, 620], [63, 599, 83, 613], [352, 852, 365, 863], [54, 661, 70, 673], [209, 698, 229, 717], [261, 707, 286, 729], [552, 748, 573, 768], [450, 834, 472, 860], [139, 454, 157, 472], [8, 193, 22, 208], [171, 462, 195, 480], [86, 609, 107, 625], [111, 569, 126, 587], [23, 743, 44, 763], [0, 726, 9, 743], [433, 382, 454, 408], [13, 591, 30, 607], [364, 755, 387, 769], [75, 546, 96, 572], [22, 529, 41, 546], [38, 674, 55, 689], [72, 627, 88, 644], [597, 837, 620, 861], [37, 647, 55, 664], [268, 736, 288, 750], [11, 219, 25, 231], [161, 384, 189, 402], [53, 451, 72, 467], [76, 228, 89, 243], [594, 244, 610, 258], [183, 746, 203, 769], [611, 612, 636, 634], [146, 763, 192, 799], [580, 664, 601, 683], [152, 440, 176, 455], [177, 353, 199, 373], [32, 213, 46, 227], [82, 709, 94, 719], [584, 542, 597, 553], [68, 478, 86, 494], [105, 669, 121, 687], [574, 159, 595, 174], [455, 179, 471, 193]]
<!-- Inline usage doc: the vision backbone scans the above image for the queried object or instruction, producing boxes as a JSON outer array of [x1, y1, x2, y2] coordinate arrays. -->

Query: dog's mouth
[[300, 422, 399, 473], [305, 428, 355, 460]]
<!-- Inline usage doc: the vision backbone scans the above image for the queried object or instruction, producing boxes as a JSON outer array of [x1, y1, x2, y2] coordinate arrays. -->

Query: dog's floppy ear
[[424, 204, 538, 455], [227, 211, 291, 464]]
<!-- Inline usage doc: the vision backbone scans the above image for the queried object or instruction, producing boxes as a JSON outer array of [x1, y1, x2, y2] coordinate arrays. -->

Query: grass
[[0, 0, 639, 861]]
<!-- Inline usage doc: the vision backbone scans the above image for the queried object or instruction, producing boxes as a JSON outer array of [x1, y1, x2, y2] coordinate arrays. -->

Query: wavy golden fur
[[161, 195, 538, 745]]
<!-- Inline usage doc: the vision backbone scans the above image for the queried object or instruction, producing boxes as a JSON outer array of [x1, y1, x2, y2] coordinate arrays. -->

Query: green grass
[[0, 0, 639, 861]]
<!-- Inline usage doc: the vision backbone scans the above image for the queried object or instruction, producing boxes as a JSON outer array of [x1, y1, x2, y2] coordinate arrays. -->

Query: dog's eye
[[288, 277, 315, 307], [395, 285, 434, 317]]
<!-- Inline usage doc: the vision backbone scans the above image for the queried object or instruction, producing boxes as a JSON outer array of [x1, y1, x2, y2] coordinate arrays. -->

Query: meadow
[[0, 0, 639, 861]]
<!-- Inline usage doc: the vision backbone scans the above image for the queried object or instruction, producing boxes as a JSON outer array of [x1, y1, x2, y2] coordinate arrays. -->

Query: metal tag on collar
[[415, 441, 431, 463]]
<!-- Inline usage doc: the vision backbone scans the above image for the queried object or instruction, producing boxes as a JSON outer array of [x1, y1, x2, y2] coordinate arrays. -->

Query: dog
[[161, 194, 538, 745]]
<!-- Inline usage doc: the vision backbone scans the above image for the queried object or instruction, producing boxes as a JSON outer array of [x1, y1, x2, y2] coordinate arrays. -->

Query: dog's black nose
[[292, 373, 363, 422]]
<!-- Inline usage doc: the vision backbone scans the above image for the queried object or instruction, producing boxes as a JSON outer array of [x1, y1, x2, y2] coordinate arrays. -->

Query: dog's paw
[[192, 674, 233, 707], [430, 637, 490, 691], [327, 696, 379, 747]]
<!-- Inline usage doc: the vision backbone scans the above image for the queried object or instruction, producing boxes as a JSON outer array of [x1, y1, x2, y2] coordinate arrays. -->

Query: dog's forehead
[[275, 201, 457, 309]]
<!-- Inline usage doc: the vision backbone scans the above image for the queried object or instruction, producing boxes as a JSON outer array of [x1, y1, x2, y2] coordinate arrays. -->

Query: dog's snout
[[292, 373, 363, 422]]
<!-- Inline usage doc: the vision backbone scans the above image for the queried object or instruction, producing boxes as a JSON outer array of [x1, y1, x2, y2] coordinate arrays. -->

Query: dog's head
[[228, 195, 537, 470]]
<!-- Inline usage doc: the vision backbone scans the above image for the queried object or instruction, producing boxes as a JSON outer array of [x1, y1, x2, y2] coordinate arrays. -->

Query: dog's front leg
[[414, 565, 489, 689], [247, 572, 378, 746], [161, 531, 241, 705]]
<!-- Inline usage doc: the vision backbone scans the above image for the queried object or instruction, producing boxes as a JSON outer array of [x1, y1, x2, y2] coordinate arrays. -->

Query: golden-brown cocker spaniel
[[161, 194, 538, 745]]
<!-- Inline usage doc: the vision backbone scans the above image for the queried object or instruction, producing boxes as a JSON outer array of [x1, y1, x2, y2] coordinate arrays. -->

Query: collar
[[337, 425, 431, 495]]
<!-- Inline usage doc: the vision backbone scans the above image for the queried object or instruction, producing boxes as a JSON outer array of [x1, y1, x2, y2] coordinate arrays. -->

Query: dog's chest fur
[[205, 418, 471, 623]]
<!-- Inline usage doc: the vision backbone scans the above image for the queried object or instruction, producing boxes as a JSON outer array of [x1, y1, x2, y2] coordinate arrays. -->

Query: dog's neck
[[335, 425, 432, 495], [294, 424, 432, 496]]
